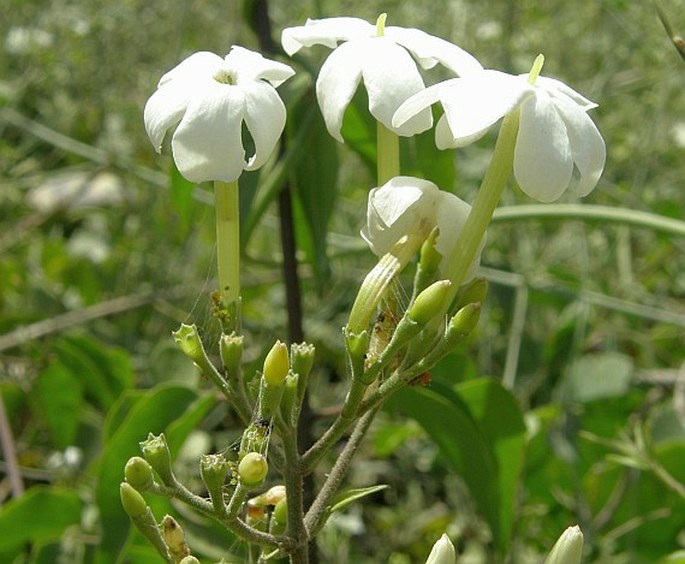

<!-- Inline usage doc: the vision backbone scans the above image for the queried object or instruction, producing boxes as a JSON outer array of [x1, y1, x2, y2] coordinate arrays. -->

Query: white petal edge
[[157, 51, 223, 88], [514, 93, 573, 202], [171, 82, 247, 183], [553, 94, 605, 197], [361, 37, 431, 135], [225, 46, 294, 87], [144, 82, 193, 151], [530, 76, 597, 110], [387, 26, 483, 76], [281, 17, 374, 56], [242, 81, 287, 171], [315, 40, 364, 143]]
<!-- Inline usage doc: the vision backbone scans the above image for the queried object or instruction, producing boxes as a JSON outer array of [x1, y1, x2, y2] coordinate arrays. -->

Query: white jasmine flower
[[394, 69, 606, 202], [362, 176, 482, 279], [425, 534, 457, 564], [281, 16, 482, 142], [144, 46, 295, 183]]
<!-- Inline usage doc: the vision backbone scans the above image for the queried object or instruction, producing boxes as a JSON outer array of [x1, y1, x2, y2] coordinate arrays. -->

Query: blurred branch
[[492, 204, 685, 238], [0, 288, 187, 352], [0, 398, 24, 498], [653, 0, 685, 61]]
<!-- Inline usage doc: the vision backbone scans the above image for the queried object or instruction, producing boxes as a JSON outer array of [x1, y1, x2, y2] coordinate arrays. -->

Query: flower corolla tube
[[393, 69, 606, 202], [144, 46, 295, 183], [362, 176, 483, 281], [281, 16, 483, 142]]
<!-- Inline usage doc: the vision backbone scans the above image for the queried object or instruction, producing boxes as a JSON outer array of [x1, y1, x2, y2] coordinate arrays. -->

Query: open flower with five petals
[[144, 46, 295, 183], [281, 16, 483, 142], [362, 176, 483, 281], [393, 68, 606, 202]]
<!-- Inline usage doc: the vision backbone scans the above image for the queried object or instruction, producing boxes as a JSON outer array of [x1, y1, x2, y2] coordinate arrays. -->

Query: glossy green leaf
[[289, 93, 339, 286], [93, 384, 199, 563], [0, 486, 82, 554], [455, 378, 526, 551], [387, 378, 526, 553], [34, 362, 83, 448]]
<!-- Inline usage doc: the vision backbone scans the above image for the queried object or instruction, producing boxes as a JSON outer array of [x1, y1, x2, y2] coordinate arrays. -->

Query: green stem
[[377, 122, 400, 186], [214, 180, 241, 331], [442, 111, 520, 289]]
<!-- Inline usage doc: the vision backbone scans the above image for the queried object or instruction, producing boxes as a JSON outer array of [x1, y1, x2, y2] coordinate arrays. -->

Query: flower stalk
[[215, 180, 241, 332]]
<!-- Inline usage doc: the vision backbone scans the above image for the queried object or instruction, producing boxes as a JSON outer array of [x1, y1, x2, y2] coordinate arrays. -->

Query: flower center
[[213, 68, 235, 85], [527, 54, 545, 85], [376, 13, 387, 36]]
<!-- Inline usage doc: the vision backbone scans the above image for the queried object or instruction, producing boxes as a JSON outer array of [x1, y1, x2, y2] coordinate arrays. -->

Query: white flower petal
[[281, 17, 374, 56], [387, 27, 483, 76], [315, 40, 364, 142], [392, 82, 446, 130], [171, 82, 247, 183], [425, 534, 456, 564], [242, 80, 287, 171], [144, 83, 193, 152], [362, 177, 439, 256], [534, 76, 598, 110], [225, 45, 295, 87], [553, 94, 605, 196], [362, 37, 431, 135], [438, 71, 533, 146], [514, 92, 573, 202], [157, 51, 223, 88]]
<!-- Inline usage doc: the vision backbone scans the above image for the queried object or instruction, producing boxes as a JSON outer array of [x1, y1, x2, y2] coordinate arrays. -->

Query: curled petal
[[393, 81, 446, 130], [281, 17, 374, 55], [387, 26, 483, 76], [144, 82, 194, 152], [553, 94, 605, 196], [242, 81, 287, 171], [533, 76, 598, 110], [316, 40, 364, 142], [362, 37, 431, 135], [514, 92, 573, 202], [361, 177, 439, 256], [171, 83, 247, 183], [226, 46, 295, 87]]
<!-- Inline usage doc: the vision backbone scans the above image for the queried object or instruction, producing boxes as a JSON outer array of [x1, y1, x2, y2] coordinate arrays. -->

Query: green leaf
[[34, 362, 84, 448], [289, 94, 339, 286], [455, 378, 527, 551], [169, 161, 195, 230], [0, 486, 82, 554], [386, 378, 526, 553], [92, 384, 199, 563], [329, 484, 389, 514]]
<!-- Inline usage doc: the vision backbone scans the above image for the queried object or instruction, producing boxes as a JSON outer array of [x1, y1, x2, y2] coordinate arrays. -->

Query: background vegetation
[[1, 0, 683, 562]]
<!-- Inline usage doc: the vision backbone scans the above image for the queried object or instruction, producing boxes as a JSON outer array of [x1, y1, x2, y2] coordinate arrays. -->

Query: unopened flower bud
[[125, 456, 154, 491], [120, 482, 149, 519], [273, 497, 287, 525], [419, 227, 442, 275], [238, 452, 268, 487], [162, 515, 190, 562], [408, 280, 452, 325], [172, 323, 204, 364], [140, 433, 175, 485], [179, 557, 201, 564], [445, 302, 481, 343], [545, 525, 583, 564], [425, 533, 456, 564], [263, 341, 289, 387]]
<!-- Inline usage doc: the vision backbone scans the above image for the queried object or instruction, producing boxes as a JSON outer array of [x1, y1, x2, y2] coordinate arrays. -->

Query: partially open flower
[[144, 46, 294, 183], [362, 177, 483, 281], [394, 68, 606, 202], [281, 15, 482, 142]]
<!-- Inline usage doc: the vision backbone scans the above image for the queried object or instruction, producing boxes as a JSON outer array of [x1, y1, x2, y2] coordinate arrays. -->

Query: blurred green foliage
[[1, 0, 684, 562]]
